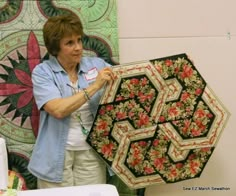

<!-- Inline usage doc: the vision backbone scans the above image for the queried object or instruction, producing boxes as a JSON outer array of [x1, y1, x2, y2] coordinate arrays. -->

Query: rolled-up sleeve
[[32, 64, 62, 110]]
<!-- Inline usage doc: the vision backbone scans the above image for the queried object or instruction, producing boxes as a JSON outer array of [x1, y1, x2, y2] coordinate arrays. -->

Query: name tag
[[84, 67, 98, 81]]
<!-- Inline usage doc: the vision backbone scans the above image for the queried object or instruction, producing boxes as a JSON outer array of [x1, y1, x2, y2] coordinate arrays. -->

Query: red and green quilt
[[0, 0, 119, 190]]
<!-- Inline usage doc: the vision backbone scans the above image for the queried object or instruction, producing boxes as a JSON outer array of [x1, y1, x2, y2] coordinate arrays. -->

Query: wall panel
[[118, 0, 235, 195]]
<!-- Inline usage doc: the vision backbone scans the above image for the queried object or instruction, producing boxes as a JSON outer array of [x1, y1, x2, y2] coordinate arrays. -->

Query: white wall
[[117, 1, 235, 196]]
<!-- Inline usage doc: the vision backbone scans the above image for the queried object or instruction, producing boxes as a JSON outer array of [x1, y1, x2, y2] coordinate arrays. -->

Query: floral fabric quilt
[[86, 53, 230, 189]]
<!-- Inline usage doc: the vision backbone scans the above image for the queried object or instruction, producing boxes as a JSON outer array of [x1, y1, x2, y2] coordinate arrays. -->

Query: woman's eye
[[66, 41, 73, 45]]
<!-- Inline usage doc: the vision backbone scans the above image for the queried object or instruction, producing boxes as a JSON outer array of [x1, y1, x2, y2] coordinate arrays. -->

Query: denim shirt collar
[[48, 55, 91, 74]]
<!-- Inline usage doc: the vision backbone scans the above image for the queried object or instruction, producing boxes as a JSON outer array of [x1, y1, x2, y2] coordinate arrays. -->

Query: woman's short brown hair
[[43, 13, 84, 56]]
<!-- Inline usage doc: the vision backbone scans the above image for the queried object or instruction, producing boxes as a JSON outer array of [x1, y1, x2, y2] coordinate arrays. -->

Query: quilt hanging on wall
[[86, 53, 230, 189], [0, 0, 119, 189]]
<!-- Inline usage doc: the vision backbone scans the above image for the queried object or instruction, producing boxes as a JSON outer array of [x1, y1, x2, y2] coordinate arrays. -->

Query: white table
[[17, 184, 119, 196]]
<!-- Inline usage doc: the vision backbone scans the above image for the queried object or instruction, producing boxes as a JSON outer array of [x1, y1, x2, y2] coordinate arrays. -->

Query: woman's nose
[[75, 42, 82, 50]]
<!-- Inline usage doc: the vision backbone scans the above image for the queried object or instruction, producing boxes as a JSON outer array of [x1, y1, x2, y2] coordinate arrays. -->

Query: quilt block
[[86, 53, 230, 189]]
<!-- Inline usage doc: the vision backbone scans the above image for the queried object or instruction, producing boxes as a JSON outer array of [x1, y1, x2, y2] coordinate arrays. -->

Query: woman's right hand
[[93, 67, 115, 90]]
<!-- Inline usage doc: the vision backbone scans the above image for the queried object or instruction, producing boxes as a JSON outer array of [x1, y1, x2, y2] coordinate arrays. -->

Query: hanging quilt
[[86, 53, 230, 189], [0, 0, 119, 189]]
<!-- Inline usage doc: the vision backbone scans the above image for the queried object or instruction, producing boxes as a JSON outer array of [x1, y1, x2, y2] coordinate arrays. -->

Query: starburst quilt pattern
[[86, 53, 230, 189], [0, 0, 119, 189]]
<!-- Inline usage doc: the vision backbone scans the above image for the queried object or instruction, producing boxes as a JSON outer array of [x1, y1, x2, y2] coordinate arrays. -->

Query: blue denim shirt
[[28, 56, 111, 182]]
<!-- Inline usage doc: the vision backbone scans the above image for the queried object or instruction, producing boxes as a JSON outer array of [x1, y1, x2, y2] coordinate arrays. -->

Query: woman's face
[[57, 33, 83, 67]]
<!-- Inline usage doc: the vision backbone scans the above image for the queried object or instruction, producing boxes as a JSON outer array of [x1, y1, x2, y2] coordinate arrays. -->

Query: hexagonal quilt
[[86, 53, 230, 189]]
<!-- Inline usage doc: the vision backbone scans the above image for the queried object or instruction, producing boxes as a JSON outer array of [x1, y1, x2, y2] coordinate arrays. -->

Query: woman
[[28, 13, 115, 188]]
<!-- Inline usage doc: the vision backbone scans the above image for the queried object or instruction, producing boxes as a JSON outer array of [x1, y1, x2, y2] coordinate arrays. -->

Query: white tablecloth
[[0, 138, 8, 190], [17, 184, 119, 196]]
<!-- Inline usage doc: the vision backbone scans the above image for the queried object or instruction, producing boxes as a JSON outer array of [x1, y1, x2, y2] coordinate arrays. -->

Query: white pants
[[37, 149, 106, 188]]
